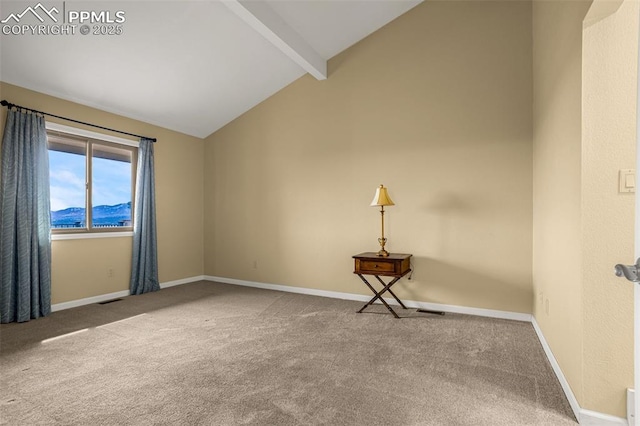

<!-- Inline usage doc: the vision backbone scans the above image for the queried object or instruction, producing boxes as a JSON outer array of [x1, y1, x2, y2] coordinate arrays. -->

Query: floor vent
[[97, 298, 123, 305]]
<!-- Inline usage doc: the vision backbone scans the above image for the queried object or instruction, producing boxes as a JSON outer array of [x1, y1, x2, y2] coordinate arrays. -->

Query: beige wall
[[532, 0, 591, 408], [533, 0, 637, 418], [204, 1, 534, 314], [0, 82, 205, 304], [582, 0, 637, 416]]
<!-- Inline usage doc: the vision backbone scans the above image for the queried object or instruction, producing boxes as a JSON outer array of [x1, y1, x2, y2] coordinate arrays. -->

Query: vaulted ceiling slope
[[0, 0, 422, 138]]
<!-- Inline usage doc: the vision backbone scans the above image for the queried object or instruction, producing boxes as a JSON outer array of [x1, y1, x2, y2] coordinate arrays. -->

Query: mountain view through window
[[48, 131, 135, 231]]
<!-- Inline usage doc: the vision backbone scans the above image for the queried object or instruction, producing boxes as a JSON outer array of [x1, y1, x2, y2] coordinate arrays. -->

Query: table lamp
[[370, 184, 395, 257]]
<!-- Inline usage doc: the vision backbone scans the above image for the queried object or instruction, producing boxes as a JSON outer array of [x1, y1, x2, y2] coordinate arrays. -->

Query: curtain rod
[[0, 100, 157, 143]]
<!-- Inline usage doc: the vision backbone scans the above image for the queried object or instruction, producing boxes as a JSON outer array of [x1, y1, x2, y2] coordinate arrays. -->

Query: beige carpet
[[0, 281, 576, 425]]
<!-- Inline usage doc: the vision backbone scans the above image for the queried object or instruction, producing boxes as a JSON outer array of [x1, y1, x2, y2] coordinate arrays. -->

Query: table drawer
[[358, 259, 395, 274]]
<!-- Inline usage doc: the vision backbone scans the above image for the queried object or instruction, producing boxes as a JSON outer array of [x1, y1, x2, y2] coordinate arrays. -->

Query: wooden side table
[[353, 252, 412, 319]]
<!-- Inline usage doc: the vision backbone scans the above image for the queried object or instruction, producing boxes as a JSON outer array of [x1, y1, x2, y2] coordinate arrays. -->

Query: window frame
[[46, 122, 138, 239]]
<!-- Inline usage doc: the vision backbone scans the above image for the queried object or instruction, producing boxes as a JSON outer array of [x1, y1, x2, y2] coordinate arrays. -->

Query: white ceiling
[[0, 0, 421, 138]]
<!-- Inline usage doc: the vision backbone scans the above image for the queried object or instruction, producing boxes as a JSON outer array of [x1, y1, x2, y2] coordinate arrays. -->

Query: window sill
[[52, 231, 133, 241]]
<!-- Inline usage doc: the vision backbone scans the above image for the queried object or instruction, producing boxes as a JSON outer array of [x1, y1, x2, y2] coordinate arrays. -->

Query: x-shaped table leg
[[356, 274, 407, 318], [374, 275, 408, 309]]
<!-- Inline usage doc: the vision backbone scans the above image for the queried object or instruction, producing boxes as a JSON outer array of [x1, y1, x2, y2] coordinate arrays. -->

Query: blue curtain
[[0, 109, 52, 323], [130, 138, 159, 295]]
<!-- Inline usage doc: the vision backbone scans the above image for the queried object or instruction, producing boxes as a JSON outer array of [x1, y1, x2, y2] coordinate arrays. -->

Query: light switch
[[619, 169, 636, 193], [626, 174, 635, 188]]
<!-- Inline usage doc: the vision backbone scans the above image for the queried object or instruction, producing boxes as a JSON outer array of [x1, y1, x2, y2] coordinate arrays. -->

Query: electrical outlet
[[544, 298, 550, 315], [252, 260, 258, 269], [107, 267, 114, 278], [538, 291, 543, 306]]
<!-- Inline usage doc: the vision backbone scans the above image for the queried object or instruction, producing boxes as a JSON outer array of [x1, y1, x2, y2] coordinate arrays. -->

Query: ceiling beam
[[222, 0, 327, 80]]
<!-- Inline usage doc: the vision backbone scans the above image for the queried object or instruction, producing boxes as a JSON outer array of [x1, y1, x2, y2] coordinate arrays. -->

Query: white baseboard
[[531, 317, 581, 420], [51, 275, 204, 312], [51, 290, 130, 312], [160, 275, 206, 289], [531, 317, 628, 426], [407, 300, 531, 322], [627, 389, 635, 426], [580, 410, 628, 426], [204, 275, 531, 322]]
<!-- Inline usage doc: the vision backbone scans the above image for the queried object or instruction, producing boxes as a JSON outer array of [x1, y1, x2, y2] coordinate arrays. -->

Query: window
[[47, 129, 137, 234]]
